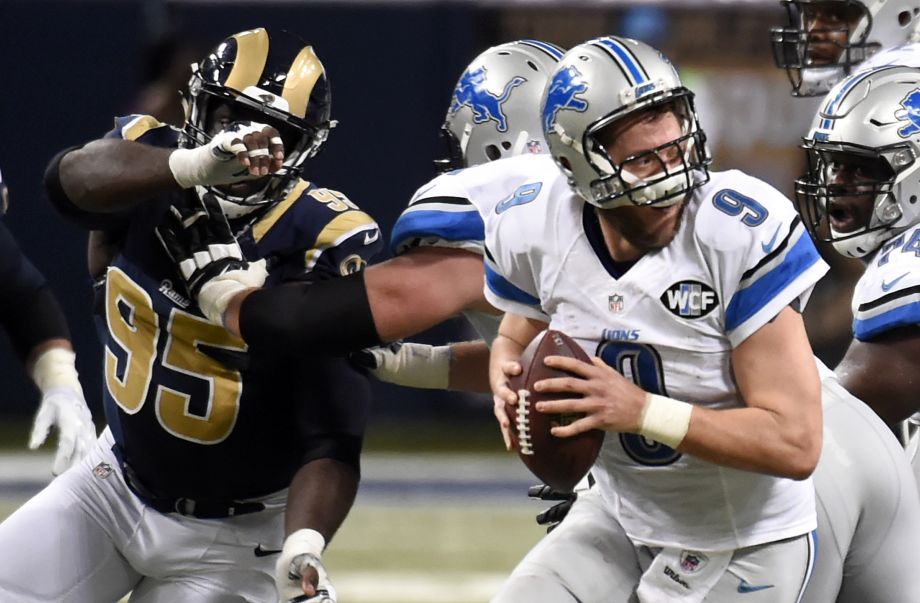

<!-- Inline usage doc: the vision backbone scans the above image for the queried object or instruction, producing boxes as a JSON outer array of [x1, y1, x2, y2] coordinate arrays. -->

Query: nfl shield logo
[[608, 294, 624, 313], [526, 139, 543, 154], [93, 462, 113, 479], [679, 550, 708, 573]]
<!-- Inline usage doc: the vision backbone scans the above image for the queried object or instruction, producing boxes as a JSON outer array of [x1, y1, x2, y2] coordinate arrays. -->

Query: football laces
[[516, 389, 534, 456]]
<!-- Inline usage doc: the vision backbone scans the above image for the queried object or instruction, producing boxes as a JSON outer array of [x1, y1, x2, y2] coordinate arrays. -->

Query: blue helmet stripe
[[594, 37, 647, 85], [819, 69, 875, 131], [520, 39, 564, 60]]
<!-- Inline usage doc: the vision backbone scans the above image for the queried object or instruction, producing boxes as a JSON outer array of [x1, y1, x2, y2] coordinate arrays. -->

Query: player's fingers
[[28, 408, 53, 449], [264, 126, 285, 162], [493, 395, 513, 450], [300, 565, 319, 597], [52, 435, 76, 476], [550, 415, 597, 438], [543, 355, 595, 376], [536, 397, 587, 415], [534, 376, 588, 395], [500, 360, 522, 377]]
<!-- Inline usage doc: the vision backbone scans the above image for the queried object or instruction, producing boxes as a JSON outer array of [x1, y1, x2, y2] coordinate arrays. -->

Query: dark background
[[0, 1, 851, 446]]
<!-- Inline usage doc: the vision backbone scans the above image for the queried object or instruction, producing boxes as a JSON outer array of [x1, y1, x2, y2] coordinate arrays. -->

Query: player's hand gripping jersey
[[484, 154, 828, 550], [72, 115, 382, 502]]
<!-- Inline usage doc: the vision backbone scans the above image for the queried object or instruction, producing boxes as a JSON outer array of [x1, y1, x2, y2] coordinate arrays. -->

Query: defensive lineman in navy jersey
[[0, 29, 378, 602]]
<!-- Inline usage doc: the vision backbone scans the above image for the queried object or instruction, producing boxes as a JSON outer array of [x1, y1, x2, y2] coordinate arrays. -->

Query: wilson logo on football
[[660, 281, 718, 319]]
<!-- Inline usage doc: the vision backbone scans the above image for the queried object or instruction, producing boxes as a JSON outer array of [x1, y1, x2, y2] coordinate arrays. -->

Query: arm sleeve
[[239, 271, 383, 355], [0, 222, 70, 359]]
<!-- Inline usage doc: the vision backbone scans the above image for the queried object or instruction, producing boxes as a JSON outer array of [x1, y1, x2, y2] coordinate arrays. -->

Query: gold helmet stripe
[[282, 46, 324, 119], [224, 28, 270, 92]]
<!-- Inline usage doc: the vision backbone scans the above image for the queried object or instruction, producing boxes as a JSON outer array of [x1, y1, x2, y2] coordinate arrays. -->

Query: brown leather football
[[506, 329, 605, 492]]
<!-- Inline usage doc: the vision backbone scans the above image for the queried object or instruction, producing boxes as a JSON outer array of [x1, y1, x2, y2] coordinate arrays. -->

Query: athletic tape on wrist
[[283, 528, 326, 558], [378, 343, 451, 389], [638, 393, 693, 449], [31, 347, 81, 393]]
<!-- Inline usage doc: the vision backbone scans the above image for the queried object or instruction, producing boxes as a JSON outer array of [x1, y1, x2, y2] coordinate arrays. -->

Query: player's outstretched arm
[[834, 326, 920, 425], [225, 246, 491, 354], [351, 339, 491, 392]]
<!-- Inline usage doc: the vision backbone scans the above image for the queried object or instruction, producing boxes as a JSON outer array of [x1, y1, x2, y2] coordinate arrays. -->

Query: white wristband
[[638, 393, 693, 449], [282, 528, 326, 558], [31, 347, 81, 393]]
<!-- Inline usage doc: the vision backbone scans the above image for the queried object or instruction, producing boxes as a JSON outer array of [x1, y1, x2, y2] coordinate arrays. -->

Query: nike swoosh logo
[[761, 224, 783, 254], [364, 230, 380, 245], [253, 544, 282, 557], [882, 272, 909, 292], [737, 580, 774, 594]]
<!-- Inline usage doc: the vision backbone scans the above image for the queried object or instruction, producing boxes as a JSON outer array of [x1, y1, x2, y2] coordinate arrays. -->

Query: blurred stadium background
[[0, 0, 860, 601]]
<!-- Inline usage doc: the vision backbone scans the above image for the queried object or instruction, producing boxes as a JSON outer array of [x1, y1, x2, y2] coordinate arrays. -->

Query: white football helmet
[[797, 65, 920, 258], [771, 0, 920, 96], [542, 36, 711, 209], [435, 39, 564, 172]]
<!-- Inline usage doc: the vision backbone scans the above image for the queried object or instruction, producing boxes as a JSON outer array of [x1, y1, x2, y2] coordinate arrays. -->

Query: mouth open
[[827, 200, 861, 233]]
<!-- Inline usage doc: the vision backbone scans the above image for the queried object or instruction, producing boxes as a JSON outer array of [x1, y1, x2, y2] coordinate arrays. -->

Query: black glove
[[529, 484, 576, 533], [156, 193, 248, 297]]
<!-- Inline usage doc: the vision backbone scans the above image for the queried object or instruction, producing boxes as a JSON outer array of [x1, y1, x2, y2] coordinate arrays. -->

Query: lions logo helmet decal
[[449, 66, 526, 133], [895, 88, 920, 138], [542, 65, 589, 133]]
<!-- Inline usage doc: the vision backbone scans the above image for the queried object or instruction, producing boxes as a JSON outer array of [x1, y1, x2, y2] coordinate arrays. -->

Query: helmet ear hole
[[485, 145, 502, 161], [899, 10, 912, 26]]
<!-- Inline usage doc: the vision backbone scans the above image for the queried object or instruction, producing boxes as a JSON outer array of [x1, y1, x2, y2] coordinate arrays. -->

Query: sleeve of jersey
[[250, 185, 383, 281], [104, 114, 177, 146], [851, 258, 920, 341], [481, 217, 548, 322], [389, 176, 484, 256], [712, 192, 829, 347]]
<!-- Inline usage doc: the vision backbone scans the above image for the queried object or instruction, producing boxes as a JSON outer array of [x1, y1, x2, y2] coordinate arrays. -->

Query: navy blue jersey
[[84, 115, 382, 499]]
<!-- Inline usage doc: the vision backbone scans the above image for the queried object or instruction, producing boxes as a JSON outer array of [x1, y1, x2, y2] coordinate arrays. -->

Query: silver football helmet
[[771, 0, 920, 97], [435, 39, 564, 172], [542, 36, 711, 209], [181, 28, 334, 218], [796, 65, 920, 258]]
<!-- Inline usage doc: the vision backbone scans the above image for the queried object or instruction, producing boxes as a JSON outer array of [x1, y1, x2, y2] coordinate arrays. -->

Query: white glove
[[28, 348, 95, 475], [275, 529, 336, 603], [197, 258, 268, 324], [352, 342, 451, 389], [168, 121, 280, 189]]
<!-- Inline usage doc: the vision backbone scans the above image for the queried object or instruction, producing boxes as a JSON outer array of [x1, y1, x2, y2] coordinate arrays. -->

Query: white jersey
[[389, 158, 549, 343], [484, 156, 829, 551], [858, 42, 920, 72], [851, 223, 920, 340]]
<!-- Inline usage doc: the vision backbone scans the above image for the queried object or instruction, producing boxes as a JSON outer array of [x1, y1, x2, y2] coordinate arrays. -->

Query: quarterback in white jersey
[[771, 0, 920, 96], [487, 36, 825, 602]]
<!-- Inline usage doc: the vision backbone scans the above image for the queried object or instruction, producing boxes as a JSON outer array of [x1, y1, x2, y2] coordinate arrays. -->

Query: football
[[506, 329, 605, 492]]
